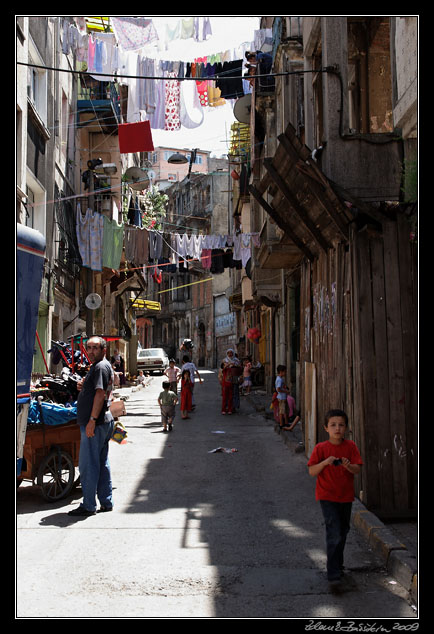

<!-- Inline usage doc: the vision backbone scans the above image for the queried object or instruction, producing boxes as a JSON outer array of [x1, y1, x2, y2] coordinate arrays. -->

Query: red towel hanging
[[118, 120, 154, 154]]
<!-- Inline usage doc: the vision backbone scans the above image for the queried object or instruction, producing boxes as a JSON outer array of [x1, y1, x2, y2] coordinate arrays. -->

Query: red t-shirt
[[307, 439, 363, 502]]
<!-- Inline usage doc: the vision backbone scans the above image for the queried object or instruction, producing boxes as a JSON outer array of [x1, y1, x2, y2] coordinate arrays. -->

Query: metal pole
[[35, 330, 50, 374]]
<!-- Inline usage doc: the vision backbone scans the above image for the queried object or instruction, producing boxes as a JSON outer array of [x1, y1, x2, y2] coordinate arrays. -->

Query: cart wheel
[[37, 449, 75, 502]]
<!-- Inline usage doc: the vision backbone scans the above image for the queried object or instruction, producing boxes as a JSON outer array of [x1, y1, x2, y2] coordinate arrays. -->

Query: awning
[[131, 299, 161, 311], [249, 122, 354, 264]]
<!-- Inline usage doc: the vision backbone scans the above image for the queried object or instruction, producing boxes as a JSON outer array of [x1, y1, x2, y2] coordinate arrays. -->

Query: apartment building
[[241, 16, 417, 517]]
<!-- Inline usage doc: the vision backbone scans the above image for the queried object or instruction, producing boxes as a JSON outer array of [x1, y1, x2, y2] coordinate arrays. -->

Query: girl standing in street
[[221, 363, 233, 415], [180, 369, 193, 419], [222, 349, 242, 412]]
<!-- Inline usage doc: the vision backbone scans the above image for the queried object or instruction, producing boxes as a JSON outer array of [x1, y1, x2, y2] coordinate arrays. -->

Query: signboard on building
[[215, 312, 235, 337]]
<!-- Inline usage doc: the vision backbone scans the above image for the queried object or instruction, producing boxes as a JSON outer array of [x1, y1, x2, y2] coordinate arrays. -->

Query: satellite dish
[[233, 94, 252, 124], [85, 293, 102, 310], [124, 166, 150, 190]]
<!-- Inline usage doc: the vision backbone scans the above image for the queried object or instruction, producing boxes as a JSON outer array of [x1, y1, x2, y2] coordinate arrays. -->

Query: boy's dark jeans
[[320, 500, 352, 581]]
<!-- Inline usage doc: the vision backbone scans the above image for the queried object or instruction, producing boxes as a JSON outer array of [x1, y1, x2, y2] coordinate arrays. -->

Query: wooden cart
[[18, 421, 81, 502]]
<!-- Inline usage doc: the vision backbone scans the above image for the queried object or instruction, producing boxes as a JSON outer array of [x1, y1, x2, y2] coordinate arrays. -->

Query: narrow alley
[[16, 370, 416, 620]]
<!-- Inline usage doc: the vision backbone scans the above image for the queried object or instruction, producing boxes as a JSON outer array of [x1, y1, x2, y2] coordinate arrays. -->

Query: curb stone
[[352, 499, 417, 604]]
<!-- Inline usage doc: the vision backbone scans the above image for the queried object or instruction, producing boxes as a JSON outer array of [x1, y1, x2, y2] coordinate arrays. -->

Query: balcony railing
[[77, 75, 121, 122]]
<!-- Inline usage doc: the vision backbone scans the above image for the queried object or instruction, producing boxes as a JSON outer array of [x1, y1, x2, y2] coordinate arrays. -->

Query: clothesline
[[21, 60, 286, 82], [63, 16, 249, 67], [76, 205, 260, 276], [61, 16, 257, 125]]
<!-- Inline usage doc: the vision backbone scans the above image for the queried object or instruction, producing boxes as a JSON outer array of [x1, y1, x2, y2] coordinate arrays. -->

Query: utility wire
[[17, 60, 323, 81]]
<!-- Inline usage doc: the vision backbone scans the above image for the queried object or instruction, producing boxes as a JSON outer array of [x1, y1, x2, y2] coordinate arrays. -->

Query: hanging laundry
[[118, 120, 154, 154], [62, 18, 71, 54], [164, 72, 181, 131], [138, 57, 157, 115], [89, 211, 104, 271], [124, 224, 137, 262], [164, 21, 180, 49], [76, 205, 91, 268], [195, 17, 212, 41], [158, 257, 177, 273], [147, 61, 166, 130], [102, 216, 124, 270], [200, 249, 212, 270], [74, 28, 88, 62], [76, 207, 104, 272], [207, 83, 226, 108], [111, 17, 159, 51], [93, 38, 106, 74], [180, 17, 195, 39], [152, 266, 162, 284], [179, 79, 204, 128], [123, 52, 142, 123], [133, 197, 142, 227], [195, 80, 209, 107], [87, 33, 96, 72], [233, 234, 251, 267], [191, 235, 205, 259], [89, 32, 118, 82], [216, 60, 244, 99], [149, 231, 163, 260], [210, 249, 225, 274], [223, 249, 235, 268], [135, 227, 149, 265]]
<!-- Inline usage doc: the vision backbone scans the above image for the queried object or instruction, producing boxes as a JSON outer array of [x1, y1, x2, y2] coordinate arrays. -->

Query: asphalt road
[[16, 370, 417, 620]]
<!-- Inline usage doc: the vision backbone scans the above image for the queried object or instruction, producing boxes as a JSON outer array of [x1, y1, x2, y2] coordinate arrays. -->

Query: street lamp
[[167, 149, 198, 180], [167, 152, 188, 164]]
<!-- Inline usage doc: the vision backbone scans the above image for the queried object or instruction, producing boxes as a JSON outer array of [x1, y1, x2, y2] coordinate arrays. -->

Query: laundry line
[[18, 61, 313, 81], [76, 208, 258, 274], [135, 276, 214, 302]]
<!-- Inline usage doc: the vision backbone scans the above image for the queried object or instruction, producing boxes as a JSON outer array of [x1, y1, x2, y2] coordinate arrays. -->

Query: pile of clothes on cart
[[27, 340, 88, 428]]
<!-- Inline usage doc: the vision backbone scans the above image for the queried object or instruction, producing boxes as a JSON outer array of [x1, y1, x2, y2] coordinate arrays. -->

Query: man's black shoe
[[67, 506, 96, 517]]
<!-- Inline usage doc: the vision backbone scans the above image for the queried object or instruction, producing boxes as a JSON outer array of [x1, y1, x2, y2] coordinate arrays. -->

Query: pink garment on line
[[164, 72, 181, 131], [200, 249, 212, 269]]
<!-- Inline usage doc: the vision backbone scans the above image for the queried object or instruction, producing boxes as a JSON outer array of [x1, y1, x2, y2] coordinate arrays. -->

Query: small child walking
[[242, 357, 252, 395], [307, 409, 363, 592], [164, 359, 181, 394], [157, 381, 178, 432], [275, 365, 291, 430], [179, 369, 193, 419]]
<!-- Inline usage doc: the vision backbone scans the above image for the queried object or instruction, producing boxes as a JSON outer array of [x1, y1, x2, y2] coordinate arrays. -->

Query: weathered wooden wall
[[300, 211, 417, 517]]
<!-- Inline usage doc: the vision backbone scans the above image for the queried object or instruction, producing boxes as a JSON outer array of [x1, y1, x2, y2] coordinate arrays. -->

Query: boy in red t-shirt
[[307, 409, 363, 591]]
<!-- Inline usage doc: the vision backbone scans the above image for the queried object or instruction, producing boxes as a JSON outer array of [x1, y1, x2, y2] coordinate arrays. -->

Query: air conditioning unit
[[167, 174, 177, 182]]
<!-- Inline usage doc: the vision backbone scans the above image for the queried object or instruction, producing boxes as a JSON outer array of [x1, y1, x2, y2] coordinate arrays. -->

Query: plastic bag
[[111, 421, 128, 444]]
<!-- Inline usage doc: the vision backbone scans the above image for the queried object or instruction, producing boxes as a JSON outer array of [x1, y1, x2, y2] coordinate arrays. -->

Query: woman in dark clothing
[[111, 349, 126, 385]]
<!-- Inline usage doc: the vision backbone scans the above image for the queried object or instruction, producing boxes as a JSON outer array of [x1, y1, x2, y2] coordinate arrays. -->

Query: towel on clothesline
[[118, 120, 154, 154], [111, 17, 159, 51]]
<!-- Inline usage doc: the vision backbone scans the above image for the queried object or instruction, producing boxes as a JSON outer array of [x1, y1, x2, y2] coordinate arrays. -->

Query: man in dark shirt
[[68, 336, 115, 517]]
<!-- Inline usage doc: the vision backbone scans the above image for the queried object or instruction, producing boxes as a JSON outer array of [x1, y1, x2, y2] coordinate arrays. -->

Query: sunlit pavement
[[16, 370, 417, 619]]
